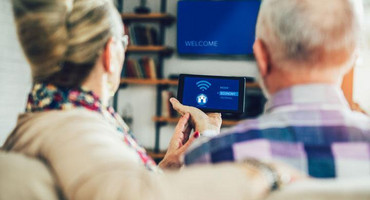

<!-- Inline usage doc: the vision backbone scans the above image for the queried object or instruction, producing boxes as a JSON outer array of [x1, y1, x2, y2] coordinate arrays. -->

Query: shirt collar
[[264, 84, 350, 113]]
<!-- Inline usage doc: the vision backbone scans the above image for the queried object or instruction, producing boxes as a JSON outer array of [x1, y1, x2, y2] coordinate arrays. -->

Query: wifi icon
[[196, 80, 212, 91]]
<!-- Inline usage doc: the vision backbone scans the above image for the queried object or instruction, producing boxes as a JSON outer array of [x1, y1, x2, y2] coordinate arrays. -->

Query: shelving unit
[[122, 13, 176, 24], [153, 116, 241, 126], [120, 78, 260, 88], [115, 1, 263, 162], [120, 78, 178, 85], [126, 46, 174, 54], [114, 0, 175, 162], [146, 150, 167, 160]]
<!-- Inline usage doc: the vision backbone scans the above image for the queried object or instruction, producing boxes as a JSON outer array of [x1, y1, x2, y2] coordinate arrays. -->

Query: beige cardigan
[[3, 109, 265, 200]]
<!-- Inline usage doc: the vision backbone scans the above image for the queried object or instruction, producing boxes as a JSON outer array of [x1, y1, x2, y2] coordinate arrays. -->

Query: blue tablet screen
[[182, 77, 240, 111]]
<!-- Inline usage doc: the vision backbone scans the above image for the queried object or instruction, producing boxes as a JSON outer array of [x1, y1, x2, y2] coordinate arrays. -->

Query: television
[[177, 0, 261, 55]]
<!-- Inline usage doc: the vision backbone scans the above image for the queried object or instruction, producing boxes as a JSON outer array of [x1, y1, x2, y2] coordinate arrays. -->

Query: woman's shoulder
[[4, 109, 120, 155], [19, 108, 112, 131]]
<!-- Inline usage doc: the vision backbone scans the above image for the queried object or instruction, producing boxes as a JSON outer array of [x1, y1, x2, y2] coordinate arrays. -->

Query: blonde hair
[[12, 0, 122, 87]]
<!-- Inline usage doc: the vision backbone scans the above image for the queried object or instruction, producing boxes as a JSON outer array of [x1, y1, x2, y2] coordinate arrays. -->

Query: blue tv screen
[[177, 0, 261, 55]]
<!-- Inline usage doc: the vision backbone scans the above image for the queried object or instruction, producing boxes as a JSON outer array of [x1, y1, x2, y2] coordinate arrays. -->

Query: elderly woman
[[2, 0, 302, 199]]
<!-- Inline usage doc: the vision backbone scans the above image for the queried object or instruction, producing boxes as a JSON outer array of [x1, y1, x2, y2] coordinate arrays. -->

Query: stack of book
[[124, 57, 157, 79], [126, 25, 159, 46], [161, 91, 177, 118]]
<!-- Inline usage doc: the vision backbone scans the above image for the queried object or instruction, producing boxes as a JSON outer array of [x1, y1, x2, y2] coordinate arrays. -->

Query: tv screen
[[177, 0, 261, 55]]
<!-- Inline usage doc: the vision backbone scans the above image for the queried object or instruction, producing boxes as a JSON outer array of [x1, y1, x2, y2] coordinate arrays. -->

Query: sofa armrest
[[266, 178, 370, 200], [0, 151, 60, 200]]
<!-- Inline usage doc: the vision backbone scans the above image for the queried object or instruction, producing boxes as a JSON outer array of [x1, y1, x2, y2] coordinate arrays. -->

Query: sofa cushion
[[0, 151, 60, 200], [266, 178, 370, 200]]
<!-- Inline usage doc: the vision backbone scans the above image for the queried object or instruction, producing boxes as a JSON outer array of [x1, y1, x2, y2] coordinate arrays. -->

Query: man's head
[[254, 0, 362, 96]]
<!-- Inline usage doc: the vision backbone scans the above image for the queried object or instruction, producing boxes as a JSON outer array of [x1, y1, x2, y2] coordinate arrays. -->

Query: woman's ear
[[103, 38, 115, 74], [253, 39, 271, 77]]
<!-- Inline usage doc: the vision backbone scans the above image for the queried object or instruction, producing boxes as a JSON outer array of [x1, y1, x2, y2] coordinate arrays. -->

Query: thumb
[[175, 113, 190, 131], [170, 97, 186, 115], [180, 131, 199, 153]]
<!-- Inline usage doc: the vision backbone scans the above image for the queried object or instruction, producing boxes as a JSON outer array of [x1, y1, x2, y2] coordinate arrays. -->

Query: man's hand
[[169, 98, 222, 134], [159, 113, 199, 169]]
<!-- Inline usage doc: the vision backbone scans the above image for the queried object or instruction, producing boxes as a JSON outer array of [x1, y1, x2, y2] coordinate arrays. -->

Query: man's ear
[[103, 37, 115, 74], [253, 39, 270, 77]]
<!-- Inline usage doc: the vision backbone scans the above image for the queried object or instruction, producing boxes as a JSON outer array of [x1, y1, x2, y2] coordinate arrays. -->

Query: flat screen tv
[[177, 0, 261, 55]]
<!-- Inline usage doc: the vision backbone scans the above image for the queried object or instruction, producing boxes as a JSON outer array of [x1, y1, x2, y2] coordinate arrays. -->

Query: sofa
[[1, 151, 369, 200]]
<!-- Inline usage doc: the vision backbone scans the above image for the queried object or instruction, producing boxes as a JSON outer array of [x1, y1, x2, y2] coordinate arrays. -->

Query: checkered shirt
[[185, 84, 370, 178]]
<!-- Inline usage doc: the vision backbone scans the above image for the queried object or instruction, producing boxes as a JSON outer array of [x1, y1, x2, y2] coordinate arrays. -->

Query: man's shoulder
[[226, 109, 370, 135]]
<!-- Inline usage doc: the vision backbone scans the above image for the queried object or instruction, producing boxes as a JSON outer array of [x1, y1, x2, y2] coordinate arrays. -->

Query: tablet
[[177, 74, 246, 114]]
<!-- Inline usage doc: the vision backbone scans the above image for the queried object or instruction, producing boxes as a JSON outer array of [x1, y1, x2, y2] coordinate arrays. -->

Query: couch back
[[0, 151, 61, 200], [1, 151, 369, 200]]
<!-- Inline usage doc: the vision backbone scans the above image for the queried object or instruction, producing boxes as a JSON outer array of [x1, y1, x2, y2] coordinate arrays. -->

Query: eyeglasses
[[121, 35, 129, 50]]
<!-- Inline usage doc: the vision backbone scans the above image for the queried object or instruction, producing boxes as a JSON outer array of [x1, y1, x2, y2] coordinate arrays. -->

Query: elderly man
[[170, 0, 370, 178]]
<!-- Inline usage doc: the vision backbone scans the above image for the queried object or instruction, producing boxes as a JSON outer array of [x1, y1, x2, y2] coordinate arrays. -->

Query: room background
[[1, 0, 370, 151]]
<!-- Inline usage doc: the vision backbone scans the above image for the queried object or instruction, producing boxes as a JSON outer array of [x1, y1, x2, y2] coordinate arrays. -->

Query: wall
[[354, 0, 370, 113], [0, 0, 31, 145], [118, 0, 259, 150]]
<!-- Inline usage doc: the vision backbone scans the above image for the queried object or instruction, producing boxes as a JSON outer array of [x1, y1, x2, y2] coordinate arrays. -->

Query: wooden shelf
[[120, 78, 177, 85], [146, 150, 166, 160], [153, 116, 241, 127], [126, 46, 174, 54], [120, 78, 259, 88], [121, 13, 176, 24], [245, 82, 260, 88]]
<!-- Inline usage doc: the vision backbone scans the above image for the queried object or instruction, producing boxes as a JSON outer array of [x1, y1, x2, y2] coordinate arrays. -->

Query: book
[[125, 59, 136, 78], [124, 24, 131, 46], [148, 58, 157, 79], [123, 57, 157, 79], [161, 91, 175, 118], [150, 27, 159, 45], [133, 25, 149, 46], [127, 25, 159, 46], [128, 25, 136, 45], [140, 57, 151, 79], [133, 59, 143, 78]]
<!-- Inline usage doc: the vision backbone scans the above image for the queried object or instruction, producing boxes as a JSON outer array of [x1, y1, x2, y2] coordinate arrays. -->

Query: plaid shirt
[[185, 84, 370, 178]]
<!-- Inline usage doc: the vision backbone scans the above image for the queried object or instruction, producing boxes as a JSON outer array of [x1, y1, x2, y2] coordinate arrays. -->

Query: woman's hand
[[158, 113, 199, 169], [238, 160, 308, 199], [169, 98, 222, 134], [270, 161, 308, 184]]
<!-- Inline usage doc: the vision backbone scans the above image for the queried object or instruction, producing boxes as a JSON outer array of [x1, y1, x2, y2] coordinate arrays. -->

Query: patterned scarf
[[26, 83, 158, 172]]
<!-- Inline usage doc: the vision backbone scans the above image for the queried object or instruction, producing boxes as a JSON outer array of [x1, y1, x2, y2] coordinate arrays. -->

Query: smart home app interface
[[182, 77, 240, 111]]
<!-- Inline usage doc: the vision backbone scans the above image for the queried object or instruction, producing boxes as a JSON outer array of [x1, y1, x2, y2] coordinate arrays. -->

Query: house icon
[[196, 94, 208, 105]]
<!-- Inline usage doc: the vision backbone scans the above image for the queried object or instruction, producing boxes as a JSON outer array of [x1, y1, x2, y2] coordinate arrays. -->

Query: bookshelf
[[122, 13, 176, 24], [126, 46, 174, 55], [146, 150, 167, 160], [120, 78, 177, 85], [153, 116, 241, 126], [120, 78, 260, 88], [114, 0, 175, 162]]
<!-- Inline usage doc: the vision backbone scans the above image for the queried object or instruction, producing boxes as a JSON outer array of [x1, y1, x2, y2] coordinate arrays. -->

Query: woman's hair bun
[[12, 0, 122, 87], [12, 0, 71, 82]]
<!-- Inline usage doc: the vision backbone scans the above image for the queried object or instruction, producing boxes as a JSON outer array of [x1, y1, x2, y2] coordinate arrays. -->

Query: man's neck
[[266, 69, 343, 95]]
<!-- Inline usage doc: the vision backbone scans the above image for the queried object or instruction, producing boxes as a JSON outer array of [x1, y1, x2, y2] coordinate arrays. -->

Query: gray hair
[[256, 0, 362, 69]]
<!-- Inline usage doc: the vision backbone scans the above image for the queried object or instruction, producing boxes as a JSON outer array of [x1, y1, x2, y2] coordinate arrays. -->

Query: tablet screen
[[179, 75, 245, 113]]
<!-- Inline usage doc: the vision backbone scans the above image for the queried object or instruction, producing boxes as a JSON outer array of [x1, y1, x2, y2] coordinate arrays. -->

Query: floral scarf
[[26, 83, 158, 172]]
